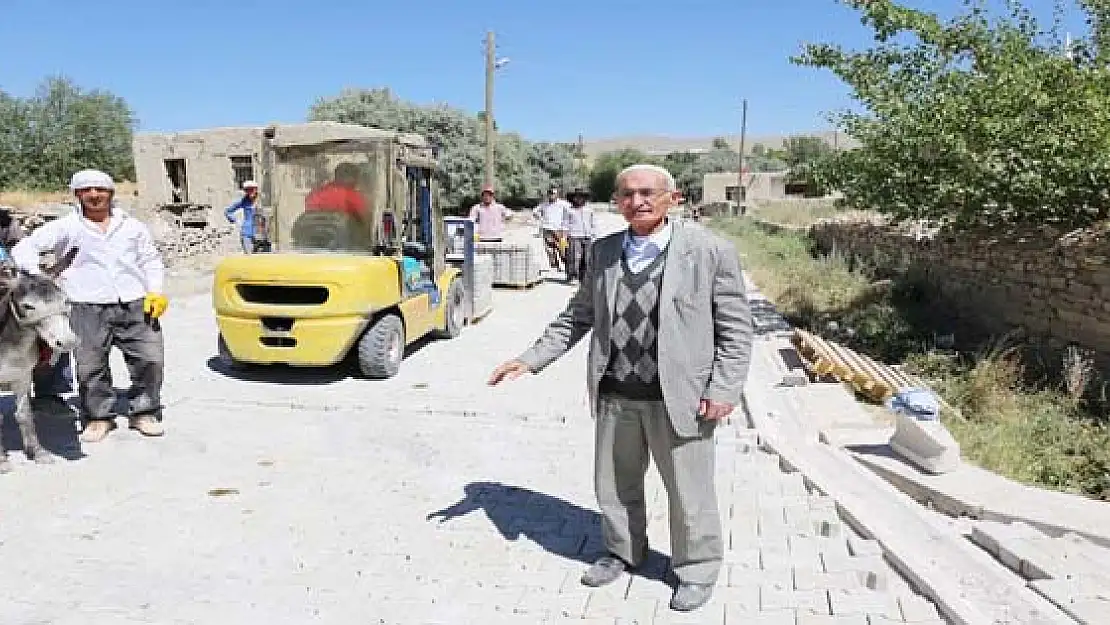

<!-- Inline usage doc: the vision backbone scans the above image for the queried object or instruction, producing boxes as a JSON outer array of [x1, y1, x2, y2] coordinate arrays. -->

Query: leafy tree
[[783, 135, 836, 197], [711, 136, 731, 150], [588, 149, 659, 201], [309, 87, 578, 211], [0, 77, 136, 190], [793, 0, 1110, 228]]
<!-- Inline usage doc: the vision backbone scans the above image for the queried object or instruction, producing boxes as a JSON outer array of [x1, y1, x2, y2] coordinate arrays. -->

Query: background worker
[[225, 180, 261, 253], [561, 188, 596, 283], [533, 187, 570, 270], [468, 185, 512, 242]]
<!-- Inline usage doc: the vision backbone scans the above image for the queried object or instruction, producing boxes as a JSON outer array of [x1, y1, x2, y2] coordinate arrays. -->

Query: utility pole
[[737, 98, 748, 213], [484, 31, 496, 190]]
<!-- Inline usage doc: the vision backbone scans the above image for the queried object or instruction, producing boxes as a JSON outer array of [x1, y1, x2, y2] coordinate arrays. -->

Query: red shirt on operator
[[305, 163, 370, 217]]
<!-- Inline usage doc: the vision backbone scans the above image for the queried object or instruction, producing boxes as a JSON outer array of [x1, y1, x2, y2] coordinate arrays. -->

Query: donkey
[[0, 257, 78, 472]]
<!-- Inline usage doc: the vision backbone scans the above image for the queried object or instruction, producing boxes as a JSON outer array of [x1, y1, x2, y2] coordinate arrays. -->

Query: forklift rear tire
[[358, 314, 404, 379], [433, 279, 466, 339]]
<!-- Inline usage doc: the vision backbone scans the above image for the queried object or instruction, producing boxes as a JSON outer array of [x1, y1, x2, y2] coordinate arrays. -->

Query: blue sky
[[0, 0, 1089, 142]]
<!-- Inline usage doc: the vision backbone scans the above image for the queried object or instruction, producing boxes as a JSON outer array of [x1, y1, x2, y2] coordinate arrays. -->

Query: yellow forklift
[[212, 123, 467, 378]]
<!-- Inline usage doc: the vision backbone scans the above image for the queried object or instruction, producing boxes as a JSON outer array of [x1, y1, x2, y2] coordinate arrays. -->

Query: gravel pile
[[153, 222, 240, 269]]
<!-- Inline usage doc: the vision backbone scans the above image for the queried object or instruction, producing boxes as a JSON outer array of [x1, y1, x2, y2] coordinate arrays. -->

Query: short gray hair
[[615, 163, 676, 192]]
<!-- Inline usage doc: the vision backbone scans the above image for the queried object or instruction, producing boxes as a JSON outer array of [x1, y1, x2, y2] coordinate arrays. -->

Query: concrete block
[[821, 552, 885, 575], [654, 602, 725, 624], [846, 536, 883, 558], [540, 591, 592, 620], [888, 413, 961, 475], [582, 594, 657, 620], [969, 522, 1005, 557], [713, 585, 759, 612], [724, 547, 761, 569], [897, 594, 941, 622], [761, 586, 830, 613], [724, 611, 797, 625], [732, 565, 791, 590], [868, 617, 944, 625], [1030, 576, 1110, 625], [827, 588, 900, 619], [794, 568, 863, 593], [798, 614, 868, 625], [625, 576, 673, 602]]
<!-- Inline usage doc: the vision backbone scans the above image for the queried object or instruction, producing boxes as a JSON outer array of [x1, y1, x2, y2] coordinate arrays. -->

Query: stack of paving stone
[[470, 254, 494, 319], [474, 240, 542, 288]]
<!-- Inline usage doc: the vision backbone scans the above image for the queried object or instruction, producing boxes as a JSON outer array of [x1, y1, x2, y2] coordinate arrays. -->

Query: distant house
[[133, 121, 422, 226], [701, 171, 789, 204]]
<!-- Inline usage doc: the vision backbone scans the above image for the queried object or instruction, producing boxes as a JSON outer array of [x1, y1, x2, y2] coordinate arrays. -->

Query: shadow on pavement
[[427, 481, 671, 584], [0, 395, 85, 462], [205, 334, 440, 384]]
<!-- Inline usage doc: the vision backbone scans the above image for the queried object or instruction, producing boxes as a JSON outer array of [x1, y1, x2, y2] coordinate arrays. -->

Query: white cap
[[69, 169, 116, 192], [242, 180, 259, 189]]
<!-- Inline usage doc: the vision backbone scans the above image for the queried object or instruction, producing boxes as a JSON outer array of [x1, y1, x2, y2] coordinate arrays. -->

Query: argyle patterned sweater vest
[[599, 249, 669, 400]]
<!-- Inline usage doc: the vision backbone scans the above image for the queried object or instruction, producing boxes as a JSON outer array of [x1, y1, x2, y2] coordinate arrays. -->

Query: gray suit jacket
[[517, 219, 754, 437]]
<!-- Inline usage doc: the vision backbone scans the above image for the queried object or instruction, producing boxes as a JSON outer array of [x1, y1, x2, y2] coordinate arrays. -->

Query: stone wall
[[808, 217, 1110, 365]]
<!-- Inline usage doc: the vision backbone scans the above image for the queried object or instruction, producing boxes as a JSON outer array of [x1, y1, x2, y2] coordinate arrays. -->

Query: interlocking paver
[[0, 218, 945, 624]]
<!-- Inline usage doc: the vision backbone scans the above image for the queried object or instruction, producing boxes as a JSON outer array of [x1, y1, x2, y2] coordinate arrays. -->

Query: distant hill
[[578, 130, 858, 159]]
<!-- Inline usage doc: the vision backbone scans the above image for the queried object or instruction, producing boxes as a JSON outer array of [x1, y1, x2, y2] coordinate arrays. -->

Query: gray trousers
[[594, 392, 723, 585], [71, 300, 165, 421], [565, 236, 590, 281]]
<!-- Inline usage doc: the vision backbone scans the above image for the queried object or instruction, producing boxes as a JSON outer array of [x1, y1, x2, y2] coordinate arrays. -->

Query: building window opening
[[164, 159, 188, 203], [230, 155, 255, 190]]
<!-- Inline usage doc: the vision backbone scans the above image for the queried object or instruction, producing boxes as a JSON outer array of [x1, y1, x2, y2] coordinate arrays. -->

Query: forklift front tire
[[434, 279, 466, 340]]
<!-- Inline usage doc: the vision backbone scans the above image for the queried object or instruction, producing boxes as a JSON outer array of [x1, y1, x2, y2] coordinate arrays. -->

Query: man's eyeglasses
[[615, 188, 668, 200]]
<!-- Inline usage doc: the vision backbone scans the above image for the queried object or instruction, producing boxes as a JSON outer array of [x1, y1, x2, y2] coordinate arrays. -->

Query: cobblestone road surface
[[0, 218, 943, 624]]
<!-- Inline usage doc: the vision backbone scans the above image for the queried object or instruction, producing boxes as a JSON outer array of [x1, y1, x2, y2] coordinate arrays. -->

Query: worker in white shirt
[[12, 169, 169, 443], [533, 187, 570, 271], [561, 188, 597, 283]]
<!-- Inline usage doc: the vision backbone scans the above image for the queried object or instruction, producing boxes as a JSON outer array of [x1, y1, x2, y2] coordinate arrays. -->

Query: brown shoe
[[129, 415, 164, 437], [80, 420, 114, 443]]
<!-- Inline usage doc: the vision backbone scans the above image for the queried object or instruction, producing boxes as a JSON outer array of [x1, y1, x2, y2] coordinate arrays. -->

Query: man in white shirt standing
[[12, 169, 169, 443], [561, 188, 597, 283], [533, 187, 570, 271]]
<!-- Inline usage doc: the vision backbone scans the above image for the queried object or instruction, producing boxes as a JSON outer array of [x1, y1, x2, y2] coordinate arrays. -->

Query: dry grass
[[747, 197, 847, 227], [713, 216, 1110, 499], [0, 181, 138, 210]]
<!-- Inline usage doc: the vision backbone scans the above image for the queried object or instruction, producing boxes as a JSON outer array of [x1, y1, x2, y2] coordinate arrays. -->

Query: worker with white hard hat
[[11, 168, 168, 442], [226, 180, 261, 253]]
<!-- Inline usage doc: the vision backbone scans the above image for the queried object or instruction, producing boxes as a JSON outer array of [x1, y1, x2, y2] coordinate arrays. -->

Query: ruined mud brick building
[[132, 121, 392, 226]]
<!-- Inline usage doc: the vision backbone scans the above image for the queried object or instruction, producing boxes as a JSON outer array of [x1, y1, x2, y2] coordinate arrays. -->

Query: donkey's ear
[[42, 247, 78, 279]]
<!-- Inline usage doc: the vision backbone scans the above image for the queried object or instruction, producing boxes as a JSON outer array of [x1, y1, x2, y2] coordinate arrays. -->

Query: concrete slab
[[852, 449, 1110, 548]]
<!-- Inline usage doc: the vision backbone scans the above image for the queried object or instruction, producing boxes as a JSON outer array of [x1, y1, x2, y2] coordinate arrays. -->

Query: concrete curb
[[742, 353, 1076, 625], [850, 452, 1110, 549]]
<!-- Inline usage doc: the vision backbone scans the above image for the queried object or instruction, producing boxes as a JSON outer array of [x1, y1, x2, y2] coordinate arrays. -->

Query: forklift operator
[[305, 163, 369, 219]]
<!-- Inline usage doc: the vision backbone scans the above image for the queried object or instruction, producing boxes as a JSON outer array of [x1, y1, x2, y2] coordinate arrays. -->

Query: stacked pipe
[[790, 328, 925, 403]]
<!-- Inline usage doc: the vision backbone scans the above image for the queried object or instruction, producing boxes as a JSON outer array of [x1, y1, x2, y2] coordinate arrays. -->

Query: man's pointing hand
[[488, 359, 531, 386]]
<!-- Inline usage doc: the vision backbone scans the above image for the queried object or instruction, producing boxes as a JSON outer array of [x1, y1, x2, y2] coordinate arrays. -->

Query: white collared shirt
[[534, 199, 571, 231], [11, 207, 164, 304], [622, 221, 673, 274]]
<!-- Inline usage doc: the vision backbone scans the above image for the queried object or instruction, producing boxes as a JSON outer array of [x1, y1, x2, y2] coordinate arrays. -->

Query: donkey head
[[1, 258, 77, 353]]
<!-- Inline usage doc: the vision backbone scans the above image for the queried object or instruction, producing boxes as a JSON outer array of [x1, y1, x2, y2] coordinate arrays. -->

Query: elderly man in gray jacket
[[489, 163, 753, 612]]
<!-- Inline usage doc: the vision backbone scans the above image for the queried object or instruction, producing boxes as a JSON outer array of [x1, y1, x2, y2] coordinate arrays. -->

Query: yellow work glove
[[143, 293, 169, 319]]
